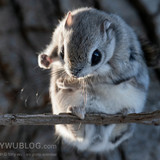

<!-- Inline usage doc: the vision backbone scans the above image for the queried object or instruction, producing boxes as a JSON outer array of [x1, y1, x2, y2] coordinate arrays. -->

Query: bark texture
[[0, 111, 160, 126], [0, 0, 160, 159]]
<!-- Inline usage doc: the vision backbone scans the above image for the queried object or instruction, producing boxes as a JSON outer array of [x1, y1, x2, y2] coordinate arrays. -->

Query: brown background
[[0, 0, 160, 159]]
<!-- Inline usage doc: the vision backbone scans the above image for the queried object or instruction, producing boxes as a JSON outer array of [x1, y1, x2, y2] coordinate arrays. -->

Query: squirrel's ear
[[101, 19, 113, 40], [65, 11, 73, 28], [102, 19, 111, 31]]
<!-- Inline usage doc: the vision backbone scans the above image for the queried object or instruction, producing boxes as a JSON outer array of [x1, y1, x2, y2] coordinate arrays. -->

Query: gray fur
[[38, 7, 149, 152]]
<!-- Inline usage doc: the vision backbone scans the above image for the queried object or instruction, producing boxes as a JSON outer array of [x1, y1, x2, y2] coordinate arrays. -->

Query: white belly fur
[[87, 82, 146, 114], [52, 82, 146, 152]]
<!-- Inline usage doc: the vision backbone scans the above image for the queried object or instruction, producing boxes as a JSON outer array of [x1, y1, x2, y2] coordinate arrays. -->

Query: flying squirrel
[[38, 7, 155, 152]]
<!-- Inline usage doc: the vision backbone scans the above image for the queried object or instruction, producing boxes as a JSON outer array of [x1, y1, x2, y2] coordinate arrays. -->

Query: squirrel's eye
[[60, 47, 64, 60], [91, 49, 102, 66]]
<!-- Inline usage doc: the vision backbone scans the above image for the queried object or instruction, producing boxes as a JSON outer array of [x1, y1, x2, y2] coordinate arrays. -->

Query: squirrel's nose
[[70, 68, 82, 78]]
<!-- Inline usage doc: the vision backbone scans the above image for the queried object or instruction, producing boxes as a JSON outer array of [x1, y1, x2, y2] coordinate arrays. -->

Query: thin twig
[[0, 110, 160, 126]]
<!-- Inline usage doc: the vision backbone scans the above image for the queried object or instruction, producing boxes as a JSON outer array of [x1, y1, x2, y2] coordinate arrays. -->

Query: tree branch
[[0, 110, 160, 126]]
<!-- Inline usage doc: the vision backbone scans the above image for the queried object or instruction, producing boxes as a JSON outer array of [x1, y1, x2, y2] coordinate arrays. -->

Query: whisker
[[25, 97, 29, 107], [81, 78, 87, 107], [33, 66, 40, 70]]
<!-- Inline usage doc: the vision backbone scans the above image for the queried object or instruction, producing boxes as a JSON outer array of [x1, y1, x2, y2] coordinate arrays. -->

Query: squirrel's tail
[[139, 37, 160, 68]]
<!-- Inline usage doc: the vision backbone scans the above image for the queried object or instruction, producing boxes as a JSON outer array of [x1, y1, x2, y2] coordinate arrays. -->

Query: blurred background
[[0, 0, 160, 159]]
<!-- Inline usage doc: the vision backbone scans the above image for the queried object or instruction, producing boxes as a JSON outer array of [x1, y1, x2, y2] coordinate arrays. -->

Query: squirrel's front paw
[[38, 54, 53, 69], [68, 106, 86, 119]]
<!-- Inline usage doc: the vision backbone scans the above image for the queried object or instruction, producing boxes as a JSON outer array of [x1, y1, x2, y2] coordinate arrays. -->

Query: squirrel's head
[[62, 8, 116, 78], [38, 8, 116, 78]]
